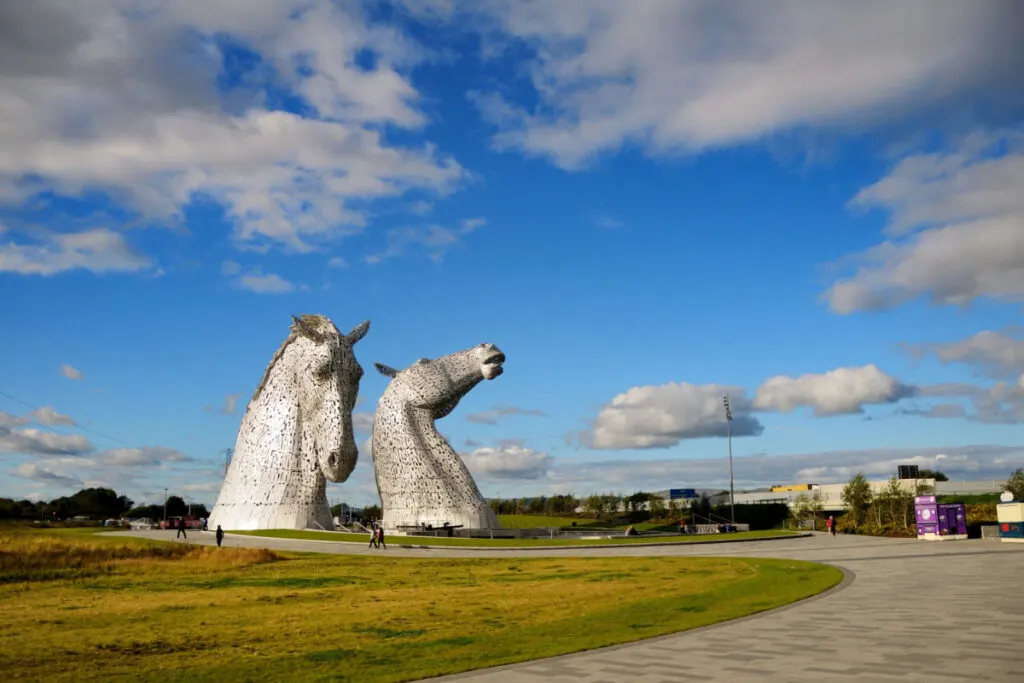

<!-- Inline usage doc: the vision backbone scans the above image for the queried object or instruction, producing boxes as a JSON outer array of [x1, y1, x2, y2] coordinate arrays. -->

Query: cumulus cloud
[[0, 1, 465, 260], [0, 228, 152, 276], [455, 2, 1023, 168], [27, 406, 77, 427], [60, 364, 84, 381], [0, 426, 93, 456], [461, 444, 553, 481], [907, 330, 1024, 378], [231, 270, 299, 294], [755, 364, 917, 416], [352, 412, 375, 435], [94, 447, 193, 467], [584, 383, 762, 450], [538, 445, 1023, 494], [365, 218, 487, 264], [825, 130, 1024, 313], [903, 381, 1024, 425], [220, 393, 243, 416], [465, 405, 546, 425], [13, 462, 84, 488]]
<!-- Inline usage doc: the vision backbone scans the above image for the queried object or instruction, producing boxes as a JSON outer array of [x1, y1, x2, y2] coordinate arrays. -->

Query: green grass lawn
[[0, 527, 841, 683], [234, 528, 797, 547], [496, 514, 681, 532]]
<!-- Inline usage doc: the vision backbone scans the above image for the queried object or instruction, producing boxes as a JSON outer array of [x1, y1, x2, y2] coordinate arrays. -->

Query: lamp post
[[723, 395, 735, 524], [163, 488, 168, 523]]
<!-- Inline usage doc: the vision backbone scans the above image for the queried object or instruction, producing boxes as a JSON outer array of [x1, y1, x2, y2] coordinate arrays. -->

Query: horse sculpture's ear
[[347, 320, 370, 345], [375, 362, 399, 378]]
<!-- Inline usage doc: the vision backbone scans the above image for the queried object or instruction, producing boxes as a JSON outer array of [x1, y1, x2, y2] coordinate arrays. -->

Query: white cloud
[[0, 228, 152, 276], [220, 393, 243, 415], [825, 130, 1024, 313], [60, 364, 84, 381], [906, 380, 1024, 425], [13, 462, 84, 488], [94, 447, 193, 467], [0, 1, 466, 256], [27, 406, 77, 427], [466, 405, 546, 425], [326, 256, 349, 269], [908, 330, 1024, 378], [235, 271, 297, 294], [538, 445, 1022, 494], [585, 382, 762, 450], [352, 412, 375, 435], [461, 444, 553, 481], [365, 217, 487, 264], [0, 427, 93, 456], [457, 2, 1022, 168], [755, 364, 917, 416]]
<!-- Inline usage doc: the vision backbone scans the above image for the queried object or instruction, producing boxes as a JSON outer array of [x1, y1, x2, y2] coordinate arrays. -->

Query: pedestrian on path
[[368, 523, 379, 549], [827, 515, 836, 536], [216, 524, 224, 547], [377, 525, 386, 551], [176, 517, 187, 540]]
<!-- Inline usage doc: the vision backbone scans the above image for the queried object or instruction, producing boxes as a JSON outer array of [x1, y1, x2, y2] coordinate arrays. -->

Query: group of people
[[173, 517, 226, 546], [825, 515, 837, 536], [367, 522, 387, 550]]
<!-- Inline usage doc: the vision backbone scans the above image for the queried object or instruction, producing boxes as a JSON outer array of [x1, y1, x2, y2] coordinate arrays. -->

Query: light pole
[[163, 488, 168, 523], [723, 395, 735, 524]]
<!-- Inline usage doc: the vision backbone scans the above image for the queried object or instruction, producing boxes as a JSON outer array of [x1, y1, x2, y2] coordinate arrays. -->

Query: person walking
[[827, 515, 836, 537], [176, 517, 187, 540], [216, 524, 224, 547], [377, 525, 386, 551], [368, 523, 379, 549]]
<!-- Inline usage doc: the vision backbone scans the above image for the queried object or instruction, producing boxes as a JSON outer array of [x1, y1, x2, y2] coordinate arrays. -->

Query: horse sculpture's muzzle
[[482, 350, 505, 380]]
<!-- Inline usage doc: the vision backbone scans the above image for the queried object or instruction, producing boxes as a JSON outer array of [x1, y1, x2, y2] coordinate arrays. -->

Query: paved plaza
[[118, 530, 1024, 682]]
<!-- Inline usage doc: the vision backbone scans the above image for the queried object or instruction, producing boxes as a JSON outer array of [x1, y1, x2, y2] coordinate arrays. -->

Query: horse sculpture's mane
[[249, 314, 337, 407]]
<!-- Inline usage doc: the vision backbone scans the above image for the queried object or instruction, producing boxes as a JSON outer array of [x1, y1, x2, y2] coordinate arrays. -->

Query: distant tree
[[16, 499, 40, 518], [527, 496, 546, 514], [362, 504, 382, 522], [165, 495, 187, 518], [1006, 468, 1024, 501], [791, 492, 823, 529], [917, 468, 948, 482], [49, 496, 76, 520], [69, 488, 125, 519], [583, 495, 602, 518], [691, 494, 713, 523], [841, 473, 873, 527], [191, 503, 211, 519], [648, 495, 666, 520], [117, 495, 134, 513], [0, 498, 18, 518]]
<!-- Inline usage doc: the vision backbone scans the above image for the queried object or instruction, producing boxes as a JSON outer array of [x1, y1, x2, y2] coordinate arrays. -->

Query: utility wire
[[0, 385, 134, 448]]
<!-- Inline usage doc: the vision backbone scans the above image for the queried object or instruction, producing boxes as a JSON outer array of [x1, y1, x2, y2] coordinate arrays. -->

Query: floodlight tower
[[221, 448, 234, 476], [723, 395, 735, 524]]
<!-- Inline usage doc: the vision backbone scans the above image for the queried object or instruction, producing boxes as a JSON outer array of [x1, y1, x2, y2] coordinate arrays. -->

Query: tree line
[[0, 487, 209, 522]]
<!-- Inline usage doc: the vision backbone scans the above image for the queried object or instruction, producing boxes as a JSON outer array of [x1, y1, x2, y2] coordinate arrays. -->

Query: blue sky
[[1, 1, 1023, 509]]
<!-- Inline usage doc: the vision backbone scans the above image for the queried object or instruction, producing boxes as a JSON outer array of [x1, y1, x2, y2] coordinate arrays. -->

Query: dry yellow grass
[[0, 527, 841, 682]]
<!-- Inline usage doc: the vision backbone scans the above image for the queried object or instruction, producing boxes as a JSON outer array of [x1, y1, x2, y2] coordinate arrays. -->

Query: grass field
[[235, 528, 796, 547], [0, 527, 841, 683]]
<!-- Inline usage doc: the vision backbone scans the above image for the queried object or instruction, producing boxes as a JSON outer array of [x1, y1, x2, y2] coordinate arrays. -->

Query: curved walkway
[[116, 530, 1024, 682]]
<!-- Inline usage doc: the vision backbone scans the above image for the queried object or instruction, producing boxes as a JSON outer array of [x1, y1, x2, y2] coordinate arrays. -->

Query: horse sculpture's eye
[[316, 361, 334, 380]]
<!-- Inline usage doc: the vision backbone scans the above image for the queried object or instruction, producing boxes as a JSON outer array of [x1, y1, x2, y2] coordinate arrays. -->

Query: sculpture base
[[209, 503, 333, 531], [383, 506, 500, 532]]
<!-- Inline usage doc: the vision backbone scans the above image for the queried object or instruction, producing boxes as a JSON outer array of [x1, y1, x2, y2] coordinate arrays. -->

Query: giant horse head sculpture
[[208, 314, 369, 531], [371, 343, 505, 531]]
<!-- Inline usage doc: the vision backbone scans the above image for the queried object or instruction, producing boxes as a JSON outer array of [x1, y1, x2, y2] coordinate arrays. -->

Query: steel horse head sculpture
[[209, 314, 369, 530], [371, 343, 505, 531]]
